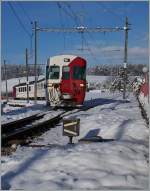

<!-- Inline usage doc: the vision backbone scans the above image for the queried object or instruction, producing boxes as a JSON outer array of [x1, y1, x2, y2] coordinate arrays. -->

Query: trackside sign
[[63, 118, 80, 137]]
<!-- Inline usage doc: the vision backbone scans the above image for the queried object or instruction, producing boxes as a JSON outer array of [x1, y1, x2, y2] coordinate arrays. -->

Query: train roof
[[47, 55, 86, 67], [47, 54, 86, 64], [13, 78, 45, 88], [48, 54, 77, 58]]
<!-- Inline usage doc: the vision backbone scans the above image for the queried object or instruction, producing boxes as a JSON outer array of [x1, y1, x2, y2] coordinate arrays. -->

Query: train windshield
[[62, 66, 70, 80], [46, 66, 60, 79], [73, 66, 86, 80]]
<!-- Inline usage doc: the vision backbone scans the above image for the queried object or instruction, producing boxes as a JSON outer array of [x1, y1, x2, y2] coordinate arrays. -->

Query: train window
[[62, 66, 70, 80], [24, 87, 26, 92], [73, 66, 86, 80], [47, 66, 60, 79], [29, 86, 31, 91]]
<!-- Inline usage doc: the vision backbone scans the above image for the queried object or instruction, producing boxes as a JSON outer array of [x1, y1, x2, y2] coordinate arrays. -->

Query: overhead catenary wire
[[55, 2, 124, 56], [97, 2, 124, 24], [12, 2, 33, 56], [57, 2, 66, 50], [57, 2, 79, 26], [8, 2, 31, 37], [82, 34, 100, 64], [57, 2, 85, 51], [17, 2, 33, 24], [55, 3, 124, 66], [59, 3, 85, 51], [63, 3, 86, 51], [86, 3, 123, 67], [79, 3, 105, 51], [63, 2, 81, 25]]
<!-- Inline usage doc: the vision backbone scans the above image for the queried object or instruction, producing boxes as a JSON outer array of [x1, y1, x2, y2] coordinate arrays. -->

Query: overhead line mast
[[123, 17, 129, 99], [32, 21, 129, 103], [34, 21, 38, 104], [36, 26, 125, 33]]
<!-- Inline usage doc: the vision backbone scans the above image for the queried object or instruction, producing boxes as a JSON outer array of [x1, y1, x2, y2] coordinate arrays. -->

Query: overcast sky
[[2, 1, 149, 68]]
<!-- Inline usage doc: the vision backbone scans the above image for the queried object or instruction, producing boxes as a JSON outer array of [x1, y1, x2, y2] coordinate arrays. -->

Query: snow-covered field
[[1, 103, 47, 125], [1, 75, 45, 93], [86, 75, 109, 84], [1, 83, 109, 124], [1, 91, 149, 190]]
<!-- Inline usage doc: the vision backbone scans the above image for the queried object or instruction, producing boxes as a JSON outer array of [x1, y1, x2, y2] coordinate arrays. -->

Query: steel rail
[[1, 111, 52, 134], [2, 102, 112, 147], [2, 110, 66, 145]]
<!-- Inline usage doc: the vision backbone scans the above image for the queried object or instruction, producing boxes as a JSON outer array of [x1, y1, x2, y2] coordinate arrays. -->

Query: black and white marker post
[[63, 118, 80, 144]]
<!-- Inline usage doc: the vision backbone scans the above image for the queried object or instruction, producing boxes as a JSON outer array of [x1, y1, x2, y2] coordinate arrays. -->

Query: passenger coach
[[13, 78, 45, 100]]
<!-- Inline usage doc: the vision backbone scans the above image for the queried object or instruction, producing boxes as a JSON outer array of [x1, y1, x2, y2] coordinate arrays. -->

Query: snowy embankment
[[1, 102, 47, 124], [1, 92, 149, 190]]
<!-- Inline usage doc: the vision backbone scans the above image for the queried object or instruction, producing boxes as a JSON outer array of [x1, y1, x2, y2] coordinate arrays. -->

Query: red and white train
[[46, 54, 87, 107], [12, 55, 87, 107]]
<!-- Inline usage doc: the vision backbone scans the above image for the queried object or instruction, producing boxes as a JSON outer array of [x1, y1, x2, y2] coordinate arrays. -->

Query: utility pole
[[34, 21, 37, 104], [123, 17, 129, 99], [4, 60, 8, 102], [26, 48, 29, 103]]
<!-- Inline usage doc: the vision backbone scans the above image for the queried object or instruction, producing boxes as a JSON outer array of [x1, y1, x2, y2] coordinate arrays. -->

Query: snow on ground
[[1, 102, 47, 124], [1, 91, 149, 190], [1, 87, 109, 124], [86, 75, 109, 84], [138, 93, 150, 118], [1, 75, 111, 124]]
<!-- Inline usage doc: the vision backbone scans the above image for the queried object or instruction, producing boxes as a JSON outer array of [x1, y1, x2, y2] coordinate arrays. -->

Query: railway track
[[1, 107, 81, 147], [2, 110, 63, 145], [1, 102, 104, 155]]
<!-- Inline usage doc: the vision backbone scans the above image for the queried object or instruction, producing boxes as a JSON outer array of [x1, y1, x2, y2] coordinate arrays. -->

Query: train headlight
[[80, 84, 84, 87]]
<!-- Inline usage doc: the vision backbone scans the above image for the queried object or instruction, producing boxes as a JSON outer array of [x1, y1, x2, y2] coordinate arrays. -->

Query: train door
[[71, 65, 86, 104], [60, 66, 72, 99]]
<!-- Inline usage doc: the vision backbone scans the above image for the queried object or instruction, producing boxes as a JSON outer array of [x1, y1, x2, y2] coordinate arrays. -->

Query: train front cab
[[60, 57, 86, 106], [46, 60, 62, 106]]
